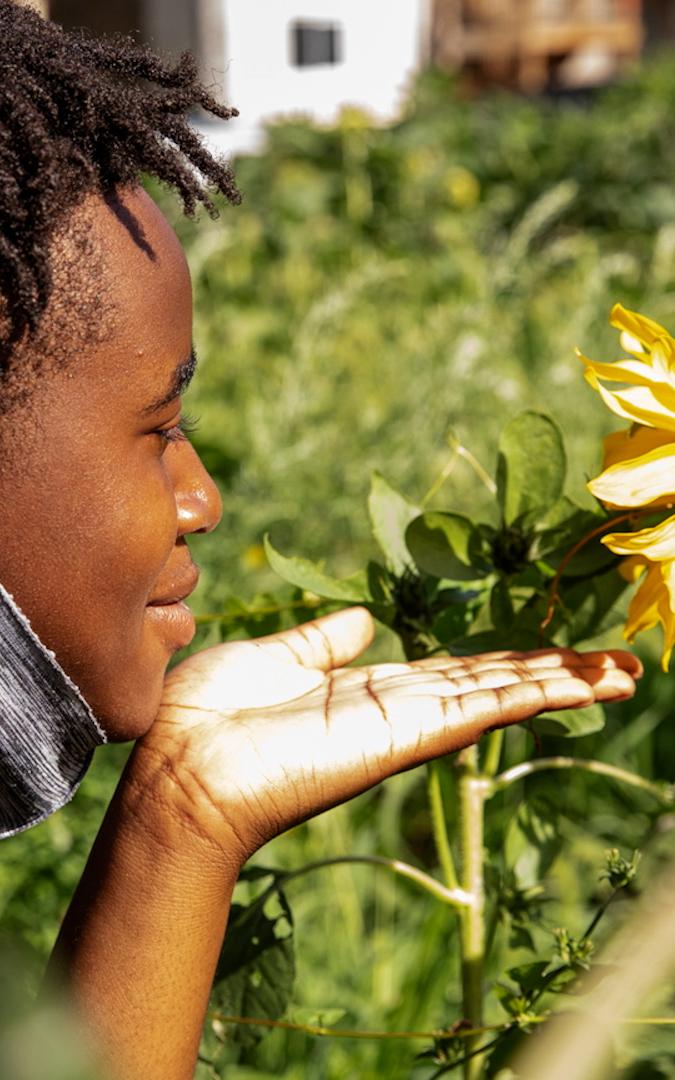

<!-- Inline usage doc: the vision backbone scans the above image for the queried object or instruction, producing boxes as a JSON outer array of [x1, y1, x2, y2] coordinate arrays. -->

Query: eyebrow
[[141, 348, 198, 415]]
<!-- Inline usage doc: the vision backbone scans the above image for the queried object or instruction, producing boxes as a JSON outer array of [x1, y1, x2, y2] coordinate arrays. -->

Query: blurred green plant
[[9, 57, 675, 1080], [199, 409, 675, 1079]]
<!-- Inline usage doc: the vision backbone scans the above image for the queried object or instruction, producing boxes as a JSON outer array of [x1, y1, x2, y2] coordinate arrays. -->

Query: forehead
[[89, 188, 193, 393], [0, 187, 192, 463]]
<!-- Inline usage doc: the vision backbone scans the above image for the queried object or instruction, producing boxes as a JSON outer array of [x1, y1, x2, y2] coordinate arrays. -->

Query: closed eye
[[157, 412, 200, 444]]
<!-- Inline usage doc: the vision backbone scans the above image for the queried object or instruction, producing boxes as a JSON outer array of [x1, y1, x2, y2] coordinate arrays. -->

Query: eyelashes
[[158, 412, 200, 444]]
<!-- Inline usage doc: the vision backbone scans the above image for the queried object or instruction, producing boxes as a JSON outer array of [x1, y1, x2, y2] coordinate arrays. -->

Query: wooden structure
[[432, 0, 644, 90]]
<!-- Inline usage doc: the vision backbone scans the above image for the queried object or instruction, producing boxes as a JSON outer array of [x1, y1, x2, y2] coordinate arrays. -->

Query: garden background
[[5, 62, 675, 1077]]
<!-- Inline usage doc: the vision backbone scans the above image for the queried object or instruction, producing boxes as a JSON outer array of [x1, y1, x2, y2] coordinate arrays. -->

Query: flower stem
[[482, 730, 504, 778], [538, 510, 639, 640], [457, 746, 489, 1080], [490, 756, 675, 804], [427, 761, 460, 891]]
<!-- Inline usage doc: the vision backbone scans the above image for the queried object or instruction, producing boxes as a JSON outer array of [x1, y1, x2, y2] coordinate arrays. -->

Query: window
[[290, 21, 343, 67]]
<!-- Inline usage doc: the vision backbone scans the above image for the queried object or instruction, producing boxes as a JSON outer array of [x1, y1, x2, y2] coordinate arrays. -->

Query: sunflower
[[582, 305, 675, 669]]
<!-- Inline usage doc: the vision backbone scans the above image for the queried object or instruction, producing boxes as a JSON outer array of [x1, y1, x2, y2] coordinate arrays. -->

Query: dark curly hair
[[0, 0, 240, 375]]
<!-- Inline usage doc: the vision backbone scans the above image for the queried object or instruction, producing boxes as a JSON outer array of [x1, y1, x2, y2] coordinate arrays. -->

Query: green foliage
[[201, 872, 295, 1068], [9, 58, 675, 1080], [265, 410, 630, 678]]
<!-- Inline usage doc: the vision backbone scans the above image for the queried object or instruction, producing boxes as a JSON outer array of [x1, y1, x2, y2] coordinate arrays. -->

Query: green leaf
[[431, 602, 478, 645], [507, 961, 550, 996], [497, 412, 566, 526], [264, 535, 370, 602], [531, 702, 605, 739], [367, 472, 419, 575], [206, 887, 295, 1051], [558, 573, 628, 647], [451, 627, 542, 654], [529, 498, 601, 558], [490, 579, 515, 629], [406, 512, 491, 581], [505, 800, 561, 887]]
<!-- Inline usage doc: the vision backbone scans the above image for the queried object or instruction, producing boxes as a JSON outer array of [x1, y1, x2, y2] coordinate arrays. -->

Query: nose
[[171, 442, 222, 536]]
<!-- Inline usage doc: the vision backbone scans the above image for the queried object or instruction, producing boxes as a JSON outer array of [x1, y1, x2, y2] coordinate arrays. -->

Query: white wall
[[195, 0, 429, 156]]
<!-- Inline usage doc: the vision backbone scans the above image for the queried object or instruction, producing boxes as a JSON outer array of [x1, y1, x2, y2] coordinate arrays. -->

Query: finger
[[454, 676, 597, 740], [571, 665, 637, 701], [574, 650, 643, 678], [365, 662, 636, 701], [409, 647, 583, 671], [375, 676, 597, 770], [257, 606, 375, 671], [409, 648, 642, 676]]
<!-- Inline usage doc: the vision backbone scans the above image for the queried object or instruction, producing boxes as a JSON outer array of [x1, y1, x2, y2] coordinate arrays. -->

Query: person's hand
[[136, 608, 641, 864]]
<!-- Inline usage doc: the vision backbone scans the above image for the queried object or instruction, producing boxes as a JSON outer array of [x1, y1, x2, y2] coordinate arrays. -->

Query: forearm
[[48, 743, 242, 1080]]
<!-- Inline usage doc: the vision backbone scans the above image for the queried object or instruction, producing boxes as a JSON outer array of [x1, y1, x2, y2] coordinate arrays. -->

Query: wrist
[[119, 737, 253, 875]]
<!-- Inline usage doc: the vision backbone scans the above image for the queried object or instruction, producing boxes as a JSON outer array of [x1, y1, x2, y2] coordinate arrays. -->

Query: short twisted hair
[[0, 0, 240, 373]]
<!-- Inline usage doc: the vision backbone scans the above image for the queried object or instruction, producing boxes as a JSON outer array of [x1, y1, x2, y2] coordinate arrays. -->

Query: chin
[[84, 663, 169, 743]]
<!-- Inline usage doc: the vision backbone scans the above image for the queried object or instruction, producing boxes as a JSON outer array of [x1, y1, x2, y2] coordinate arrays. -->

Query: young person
[[0, 3, 641, 1077]]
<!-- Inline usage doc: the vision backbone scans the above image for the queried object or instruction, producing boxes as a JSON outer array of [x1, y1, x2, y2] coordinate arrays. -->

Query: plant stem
[[482, 730, 504, 778], [258, 854, 470, 910], [538, 509, 646, 640], [208, 1013, 503, 1041], [490, 757, 675, 805], [195, 596, 322, 626], [428, 761, 460, 890], [457, 746, 489, 1080]]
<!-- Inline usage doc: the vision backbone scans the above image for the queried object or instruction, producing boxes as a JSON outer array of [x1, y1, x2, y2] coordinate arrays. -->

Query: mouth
[[146, 564, 201, 608], [145, 564, 200, 648]]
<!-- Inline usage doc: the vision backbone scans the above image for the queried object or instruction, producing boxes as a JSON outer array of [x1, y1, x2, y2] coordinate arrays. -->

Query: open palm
[[140, 608, 640, 860]]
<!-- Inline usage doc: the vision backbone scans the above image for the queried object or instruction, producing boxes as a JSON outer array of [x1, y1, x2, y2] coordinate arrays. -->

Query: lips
[[146, 562, 200, 608]]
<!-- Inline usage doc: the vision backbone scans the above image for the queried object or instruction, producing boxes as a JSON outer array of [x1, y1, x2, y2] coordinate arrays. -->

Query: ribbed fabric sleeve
[[0, 582, 106, 838]]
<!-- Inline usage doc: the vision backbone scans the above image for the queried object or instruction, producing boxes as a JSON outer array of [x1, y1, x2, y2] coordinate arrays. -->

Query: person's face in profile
[[0, 188, 222, 739]]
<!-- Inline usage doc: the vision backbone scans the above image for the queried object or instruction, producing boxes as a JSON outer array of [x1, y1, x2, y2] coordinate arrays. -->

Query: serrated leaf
[[406, 512, 491, 581], [368, 472, 419, 575], [529, 498, 605, 560], [505, 800, 561, 887], [555, 573, 627, 649], [207, 889, 296, 1050], [531, 702, 605, 739], [497, 412, 566, 526], [485, 1025, 529, 1076], [507, 960, 551, 995], [431, 603, 476, 645], [264, 535, 370, 602]]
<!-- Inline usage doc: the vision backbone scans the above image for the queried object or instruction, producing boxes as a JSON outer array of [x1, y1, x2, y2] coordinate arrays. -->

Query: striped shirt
[[0, 583, 106, 838]]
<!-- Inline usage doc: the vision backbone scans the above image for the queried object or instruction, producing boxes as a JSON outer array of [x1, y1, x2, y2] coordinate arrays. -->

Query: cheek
[[4, 448, 177, 634], [80, 460, 179, 610]]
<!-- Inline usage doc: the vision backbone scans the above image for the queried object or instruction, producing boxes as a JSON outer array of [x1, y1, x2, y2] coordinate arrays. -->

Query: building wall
[[200, 0, 429, 155], [50, 0, 144, 38]]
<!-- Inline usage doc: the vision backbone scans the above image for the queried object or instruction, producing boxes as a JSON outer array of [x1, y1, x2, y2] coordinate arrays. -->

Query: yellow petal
[[657, 562, 675, 669], [661, 559, 675, 613], [610, 303, 675, 354], [588, 442, 675, 508], [583, 370, 675, 431], [580, 353, 675, 389], [602, 515, 675, 560], [619, 554, 648, 583], [651, 340, 675, 376], [602, 426, 675, 470], [619, 330, 647, 356], [624, 562, 663, 641]]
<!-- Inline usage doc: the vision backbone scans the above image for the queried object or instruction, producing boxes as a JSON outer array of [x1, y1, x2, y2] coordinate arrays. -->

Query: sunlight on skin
[[145, 607, 641, 863]]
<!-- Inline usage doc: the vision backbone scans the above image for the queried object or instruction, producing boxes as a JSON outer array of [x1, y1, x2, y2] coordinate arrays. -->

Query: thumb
[[259, 606, 375, 670]]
